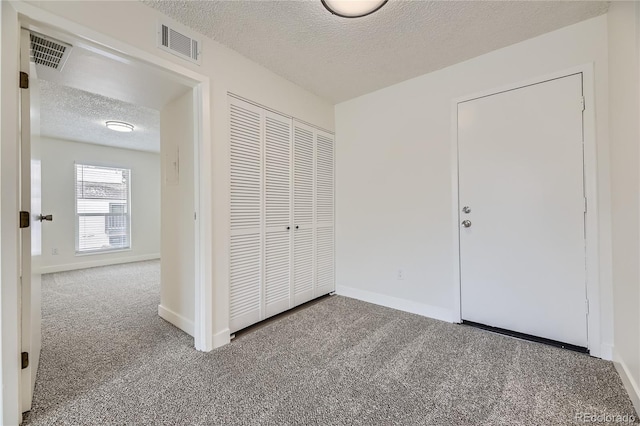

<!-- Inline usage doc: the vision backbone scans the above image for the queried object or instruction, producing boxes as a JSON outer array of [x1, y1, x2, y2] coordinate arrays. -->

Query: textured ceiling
[[34, 31, 191, 153], [40, 79, 161, 152], [142, 0, 609, 103]]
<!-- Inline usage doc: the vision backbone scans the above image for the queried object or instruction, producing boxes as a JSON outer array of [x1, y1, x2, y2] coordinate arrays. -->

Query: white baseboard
[[158, 304, 194, 337], [38, 253, 160, 274], [613, 349, 640, 416], [336, 285, 453, 323], [213, 328, 231, 349], [600, 343, 614, 361]]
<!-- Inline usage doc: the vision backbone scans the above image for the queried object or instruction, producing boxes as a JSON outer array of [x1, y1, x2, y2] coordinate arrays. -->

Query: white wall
[[608, 1, 640, 413], [335, 16, 613, 354], [39, 137, 160, 273], [159, 90, 195, 336]]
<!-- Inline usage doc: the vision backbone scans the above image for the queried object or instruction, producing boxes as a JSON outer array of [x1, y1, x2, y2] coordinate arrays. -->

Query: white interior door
[[264, 111, 292, 318], [315, 130, 334, 296], [229, 98, 263, 333], [458, 74, 588, 348], [20, 28, 43, 413], [293, 121, 315, 306]]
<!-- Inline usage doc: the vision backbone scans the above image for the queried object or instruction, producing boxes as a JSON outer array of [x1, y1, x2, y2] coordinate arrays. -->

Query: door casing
[[450, 64, 604, 358], [19, 28, 43, 413], [13, 2, 212, 348]]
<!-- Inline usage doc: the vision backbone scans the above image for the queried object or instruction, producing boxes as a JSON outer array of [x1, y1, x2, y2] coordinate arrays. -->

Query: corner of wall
[[607, 0, 640, 406]]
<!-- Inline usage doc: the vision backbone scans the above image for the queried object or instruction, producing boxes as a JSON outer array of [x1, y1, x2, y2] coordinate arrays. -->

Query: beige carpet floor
[[23, 260, 638, 425]]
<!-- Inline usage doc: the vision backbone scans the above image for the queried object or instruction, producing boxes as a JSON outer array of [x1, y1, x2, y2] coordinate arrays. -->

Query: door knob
[[461, 220, 471, 228], [462, 206, 471, 214], [37, 214, 53, 222]]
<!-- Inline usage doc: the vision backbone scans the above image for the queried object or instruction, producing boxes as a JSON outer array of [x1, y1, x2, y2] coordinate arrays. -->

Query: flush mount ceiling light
[[321, 0, 388, 18], [105, 121, 134, 133]]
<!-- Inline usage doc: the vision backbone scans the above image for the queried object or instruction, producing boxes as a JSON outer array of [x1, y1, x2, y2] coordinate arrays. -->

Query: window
[[75, 164, 131, 254]]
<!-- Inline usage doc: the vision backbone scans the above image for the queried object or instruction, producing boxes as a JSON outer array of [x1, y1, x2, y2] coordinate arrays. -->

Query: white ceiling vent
[[30, 32, 72, 71], [157, 22, 201, 65]]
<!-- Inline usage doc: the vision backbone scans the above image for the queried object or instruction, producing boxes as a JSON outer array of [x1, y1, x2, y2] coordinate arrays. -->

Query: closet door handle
[[295, 225, 299, 230], [286, 226, 290, 230]]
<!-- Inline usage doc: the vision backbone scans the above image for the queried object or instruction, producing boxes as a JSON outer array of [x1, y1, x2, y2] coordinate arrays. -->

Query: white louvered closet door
[[292, 121, 315, 306], [264, 111, 292, 318], [229, 98, 264, 333], [315, 130, 335, 296]]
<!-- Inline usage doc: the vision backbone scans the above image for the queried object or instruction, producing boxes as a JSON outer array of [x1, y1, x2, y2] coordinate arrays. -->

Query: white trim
[[158, 305, 194, 336], [37, 254, 160, 274], [613, 349, 640, 416], [1, 3, 23, 422], [450, 64, 603, 357], [10, 0, 214, 354], [336, 285, 453, 323], [213, 328, 231, 348], [74, 248, 132, 257], [581, 64, 602, 358], [600, 343, 614, 361], [193, 83, 214, 352], [450, 98, 462, 324]]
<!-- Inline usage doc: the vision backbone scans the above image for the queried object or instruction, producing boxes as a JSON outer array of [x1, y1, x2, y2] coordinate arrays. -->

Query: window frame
[[74, 162, 132, 255]]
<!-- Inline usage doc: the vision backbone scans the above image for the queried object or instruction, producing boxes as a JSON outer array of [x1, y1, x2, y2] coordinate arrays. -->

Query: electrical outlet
[[52, 248, 59, 255], [397, 269, 405, 280]]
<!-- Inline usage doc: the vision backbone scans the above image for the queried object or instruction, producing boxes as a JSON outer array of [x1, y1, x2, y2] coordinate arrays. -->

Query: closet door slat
[[229, 99, 263, 333], [264, 111, 292, 317], [293, 122, 315, 305], [315, 130, 335, 296]]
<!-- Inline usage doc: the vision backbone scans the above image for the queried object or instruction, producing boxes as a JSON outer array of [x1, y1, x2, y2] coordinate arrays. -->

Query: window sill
[[75, 248, 132, 257]]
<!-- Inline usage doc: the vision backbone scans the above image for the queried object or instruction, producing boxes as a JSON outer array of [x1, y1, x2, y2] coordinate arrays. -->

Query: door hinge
[[19, 72, 29, 89], [21, 352, 29, 369], [19, 211, 30, 228], [584, 197, 587, 213], [585, 299, 590, 316], [580, 96, 585, 112]]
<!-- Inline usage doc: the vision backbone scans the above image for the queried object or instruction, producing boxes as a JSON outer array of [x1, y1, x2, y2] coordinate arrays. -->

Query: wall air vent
[[157, 22, 201, 65], [29, 32, 72, 71]]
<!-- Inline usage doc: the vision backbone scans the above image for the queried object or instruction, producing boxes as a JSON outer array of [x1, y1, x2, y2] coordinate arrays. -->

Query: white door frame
[[3, 2, 214, 420], [450, 64, 602, 358]]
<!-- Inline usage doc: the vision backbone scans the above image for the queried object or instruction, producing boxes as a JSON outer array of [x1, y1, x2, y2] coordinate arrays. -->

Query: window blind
[[75, 164, 131, 253]]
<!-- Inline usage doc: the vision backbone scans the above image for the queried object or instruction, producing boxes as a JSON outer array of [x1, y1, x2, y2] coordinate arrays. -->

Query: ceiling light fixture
[[105, 121, 134, 133], [321, 0, 387, 18]]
